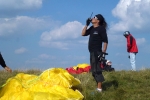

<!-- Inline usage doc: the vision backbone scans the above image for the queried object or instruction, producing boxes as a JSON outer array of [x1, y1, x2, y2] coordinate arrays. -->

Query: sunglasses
[[93, 16, 98, 19]]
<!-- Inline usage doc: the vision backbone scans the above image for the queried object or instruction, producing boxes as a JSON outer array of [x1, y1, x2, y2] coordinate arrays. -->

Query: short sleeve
[[100, 27, 108, 43], [83, 26, 93, 36]]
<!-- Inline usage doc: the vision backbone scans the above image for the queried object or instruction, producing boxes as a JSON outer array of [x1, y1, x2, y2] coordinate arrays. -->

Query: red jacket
[[126, 34, 138, 53]]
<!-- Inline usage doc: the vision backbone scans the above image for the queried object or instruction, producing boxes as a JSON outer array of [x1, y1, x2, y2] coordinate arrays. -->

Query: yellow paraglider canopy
[[0, 68, 84, 100]]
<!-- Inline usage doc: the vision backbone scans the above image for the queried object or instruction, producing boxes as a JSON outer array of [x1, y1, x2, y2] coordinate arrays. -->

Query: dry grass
[[1, 69, 150, 100]]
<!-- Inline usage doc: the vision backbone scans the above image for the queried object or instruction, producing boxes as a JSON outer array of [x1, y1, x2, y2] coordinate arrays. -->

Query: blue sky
[[0, 0, 150, 71]]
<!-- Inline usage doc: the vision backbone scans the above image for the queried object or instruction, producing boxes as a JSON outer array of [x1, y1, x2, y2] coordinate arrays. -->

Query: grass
[[1, 69, 150, 100]]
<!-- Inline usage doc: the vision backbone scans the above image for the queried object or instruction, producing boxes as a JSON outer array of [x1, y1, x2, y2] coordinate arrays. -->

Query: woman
[[81, 14, 108, 92]]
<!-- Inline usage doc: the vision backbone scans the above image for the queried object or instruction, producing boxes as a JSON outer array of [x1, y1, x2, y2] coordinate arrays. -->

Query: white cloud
[[0, 16, 55, 37], [107, 34, 125, 47], [39, 54, 50, 59], [25, 54, 56, 65], [38, 54, 56, 59], [0, 0, 42, 10], [39, 21, 84, 49], [15, 47, 27, 54], [0, 0, 43, 17], [78, 40, 88, 44], [136, 38, 146, 45], [110, 0, 150, 33], [25, 58, 44, 64], [108, 34, 146, 47]]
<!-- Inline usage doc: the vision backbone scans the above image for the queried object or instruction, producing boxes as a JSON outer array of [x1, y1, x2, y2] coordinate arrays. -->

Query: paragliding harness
[[98, 52, 115, 72]]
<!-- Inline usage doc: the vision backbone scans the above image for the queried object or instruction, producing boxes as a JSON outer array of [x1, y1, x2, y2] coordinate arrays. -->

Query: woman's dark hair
[[95, 14, 108, 29]]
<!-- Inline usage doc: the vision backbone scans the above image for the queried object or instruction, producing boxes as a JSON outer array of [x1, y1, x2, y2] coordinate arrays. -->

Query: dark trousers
[[90, 51, 104, 83], [0, 53, 6, 68]]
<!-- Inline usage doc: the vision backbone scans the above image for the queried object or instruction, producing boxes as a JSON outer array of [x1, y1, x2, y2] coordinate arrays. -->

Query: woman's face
[[91, 16, 99, 24]]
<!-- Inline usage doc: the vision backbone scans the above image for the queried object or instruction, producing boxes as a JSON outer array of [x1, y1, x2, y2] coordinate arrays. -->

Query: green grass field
[[0, 69, 150, 100]]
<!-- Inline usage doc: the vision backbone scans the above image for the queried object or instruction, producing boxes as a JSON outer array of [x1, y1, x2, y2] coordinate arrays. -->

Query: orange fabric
[[66, 64, 91, 74]]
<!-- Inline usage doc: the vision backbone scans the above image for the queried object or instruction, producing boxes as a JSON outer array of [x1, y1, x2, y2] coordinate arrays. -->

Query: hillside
[[0, 69, 150, 100]]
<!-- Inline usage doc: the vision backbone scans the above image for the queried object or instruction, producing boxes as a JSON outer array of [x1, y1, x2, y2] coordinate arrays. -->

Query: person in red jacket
[[123, 31, 138, 71]]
